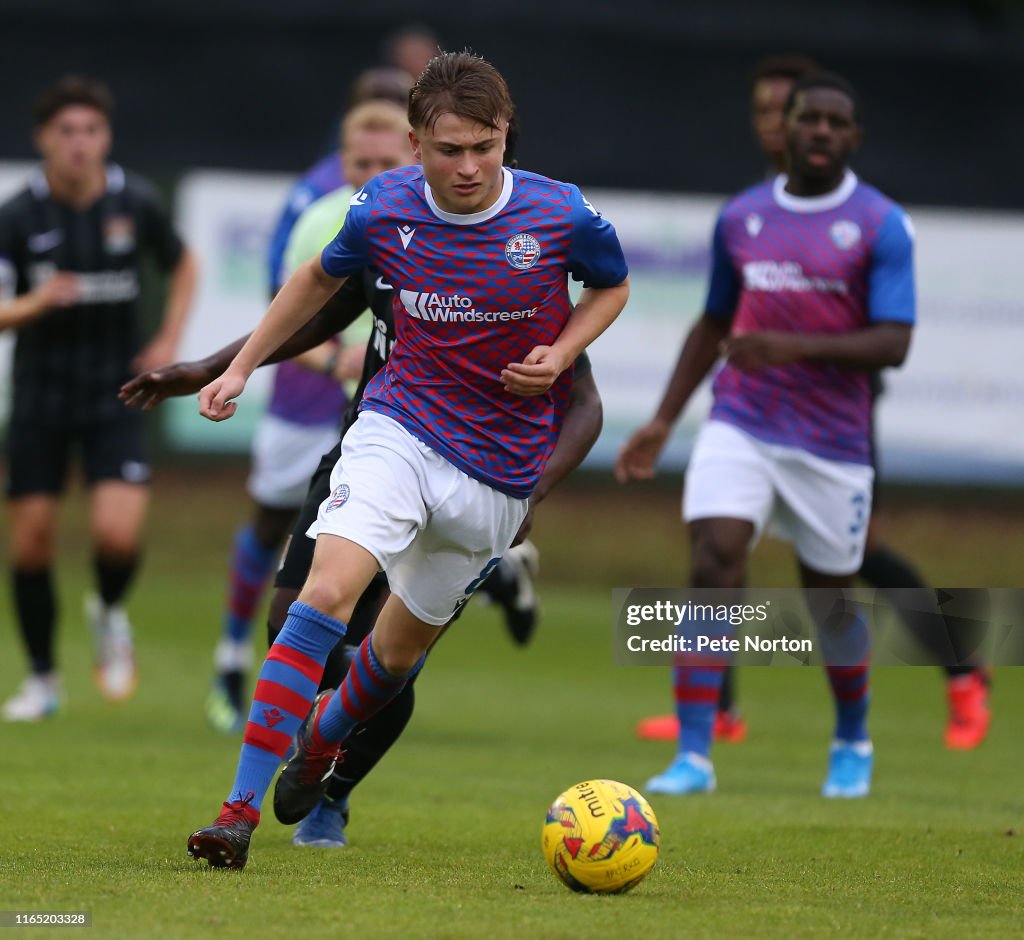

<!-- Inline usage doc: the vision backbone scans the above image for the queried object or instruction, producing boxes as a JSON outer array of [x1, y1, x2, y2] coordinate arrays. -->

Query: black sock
[[862, 548, 983, 676], [859, 546, 926, 591], [13, 568, 57, 674], [325, 680, 416, 803], [94, 554, 140, 607], [718, 663, 736, 713]]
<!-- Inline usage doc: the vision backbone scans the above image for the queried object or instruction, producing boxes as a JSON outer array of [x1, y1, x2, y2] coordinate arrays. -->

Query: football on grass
[[542, 779, 660, 894]]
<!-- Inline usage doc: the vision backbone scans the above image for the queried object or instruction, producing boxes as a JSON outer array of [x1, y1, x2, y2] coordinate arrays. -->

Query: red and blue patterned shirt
[[704, 170, 915, 465], [321, 165, 627, 498]]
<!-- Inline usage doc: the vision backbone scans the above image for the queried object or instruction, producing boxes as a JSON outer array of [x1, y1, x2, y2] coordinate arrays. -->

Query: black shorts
[[6, 410, 150, 498], [275, 440, 341, 591]]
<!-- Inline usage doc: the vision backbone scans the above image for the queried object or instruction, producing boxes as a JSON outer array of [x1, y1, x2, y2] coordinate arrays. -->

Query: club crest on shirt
[[829, 220, 861, 250], [745, 213, 764, 237], [104, 215, 136, 254], [325, 483, 350, 512], [505, 233, 541, 270]]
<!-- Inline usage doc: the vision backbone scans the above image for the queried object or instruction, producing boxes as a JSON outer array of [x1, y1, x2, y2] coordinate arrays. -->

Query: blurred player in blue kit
[[634, 56, 991, 752], [206, 92, 411, 733], [183, 51, 628, 868], [618, 72, 913, 798]]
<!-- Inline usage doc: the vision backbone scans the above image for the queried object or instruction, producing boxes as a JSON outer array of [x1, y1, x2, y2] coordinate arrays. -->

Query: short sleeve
[[320, 186, 373, 279], [566, 187, 628, 288], [868, 207, 915, 324], [703, 213, 741, 318]]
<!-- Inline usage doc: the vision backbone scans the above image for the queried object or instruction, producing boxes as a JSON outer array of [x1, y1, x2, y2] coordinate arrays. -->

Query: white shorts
[[247, 414, 339, 509], [683, 420, 873, 576], [307, 411, 528, 626]]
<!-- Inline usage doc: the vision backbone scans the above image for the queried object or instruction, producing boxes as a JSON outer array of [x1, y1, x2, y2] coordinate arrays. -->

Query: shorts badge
[[325, 483, 350, 511]]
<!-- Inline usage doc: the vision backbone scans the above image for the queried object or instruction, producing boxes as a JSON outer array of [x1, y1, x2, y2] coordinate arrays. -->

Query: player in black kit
[[0, 76, 197, 721]]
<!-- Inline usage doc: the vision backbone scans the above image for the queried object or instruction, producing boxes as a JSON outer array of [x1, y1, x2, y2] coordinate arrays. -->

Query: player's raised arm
[[120, 276, 371, 411], [198, 256, 347, 421]]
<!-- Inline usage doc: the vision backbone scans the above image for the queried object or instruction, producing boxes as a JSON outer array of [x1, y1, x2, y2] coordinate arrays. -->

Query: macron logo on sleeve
[[350, 189, 368, 207]]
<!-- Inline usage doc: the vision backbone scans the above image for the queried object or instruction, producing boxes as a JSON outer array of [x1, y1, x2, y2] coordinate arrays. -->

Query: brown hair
[[32, 75, 114, 127], [407, 50, 513, 133], [340, 99, 411, 150]]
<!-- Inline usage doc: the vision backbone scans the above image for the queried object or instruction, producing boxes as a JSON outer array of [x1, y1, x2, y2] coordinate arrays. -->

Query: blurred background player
[[206, 93, 412, 733], [636, 55, 818, 746], [381, 24, 440, 81], [0, 75, 197, 720], [635, 55, 991, 751], [617, 71, 914, 798]]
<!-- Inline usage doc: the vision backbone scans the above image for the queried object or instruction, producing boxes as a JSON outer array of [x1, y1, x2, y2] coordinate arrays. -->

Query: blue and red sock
[[227, 602, 345, 809], [223, 523, 279, 645], [317, 634, 424, 744], [820, 608, 871, 742], [673, 651, 729, 758]]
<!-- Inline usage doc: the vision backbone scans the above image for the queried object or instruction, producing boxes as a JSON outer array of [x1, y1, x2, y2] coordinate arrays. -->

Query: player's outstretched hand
[[501, 345, 568, 397], [119, 360, 214, 412], [615, 419, 671, 483], [198, 371, 247, 422]]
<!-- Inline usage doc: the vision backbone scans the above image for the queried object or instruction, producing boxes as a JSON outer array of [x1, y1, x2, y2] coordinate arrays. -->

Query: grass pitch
[[1, 469, 1021, 939]]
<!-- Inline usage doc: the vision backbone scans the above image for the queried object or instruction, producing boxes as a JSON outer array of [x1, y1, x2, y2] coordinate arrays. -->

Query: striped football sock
[[821, 608, 871, 742], [223, 523, 279, 644], [673, 650, 730, 758], [316, 634, 424, 745], [227, 602, 346, 809]]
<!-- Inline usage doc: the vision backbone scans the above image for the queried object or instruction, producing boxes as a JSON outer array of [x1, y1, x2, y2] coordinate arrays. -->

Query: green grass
[[1, 471, 1022, 938]]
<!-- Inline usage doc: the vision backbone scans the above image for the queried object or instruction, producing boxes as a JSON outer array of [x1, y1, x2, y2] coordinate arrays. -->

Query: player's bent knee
[[297, 579, 364, 627]]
